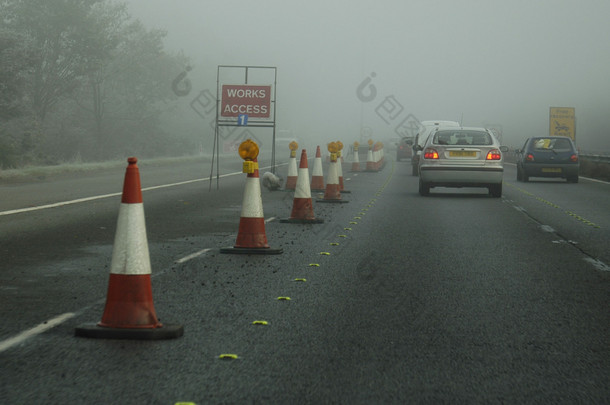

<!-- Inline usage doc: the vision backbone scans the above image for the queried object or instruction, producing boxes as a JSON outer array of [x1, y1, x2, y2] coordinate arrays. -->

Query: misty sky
[[125, 0, 610, 151]]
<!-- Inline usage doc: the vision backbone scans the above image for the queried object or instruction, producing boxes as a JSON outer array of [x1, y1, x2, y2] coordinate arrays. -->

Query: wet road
[[1, 157, 608, 404]]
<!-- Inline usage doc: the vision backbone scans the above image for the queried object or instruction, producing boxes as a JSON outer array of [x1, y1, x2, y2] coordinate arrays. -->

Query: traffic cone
[[221, 157, 282, 254], [336, 150, 350, 193], [281, 149, 323, 223], [310, 145, 325, 192], [351, 144, 360, 172], [317, 151, 348, 204], [377, 142, 386, 170], [75, 157, 183, 340], [284, 148, 298, 190], [366, 145, 376, 171]]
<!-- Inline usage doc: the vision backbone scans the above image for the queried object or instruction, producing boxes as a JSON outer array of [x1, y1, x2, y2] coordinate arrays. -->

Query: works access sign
[[220, 85, 271, 118]]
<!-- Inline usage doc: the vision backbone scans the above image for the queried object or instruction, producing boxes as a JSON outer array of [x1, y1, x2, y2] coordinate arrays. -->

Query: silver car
[[417, 127, 508, 197]]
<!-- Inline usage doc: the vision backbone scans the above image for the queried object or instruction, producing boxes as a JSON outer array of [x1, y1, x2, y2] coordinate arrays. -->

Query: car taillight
[[570, 154, 578, 162], [424, 148, 439, 159], [486, 149, 502, 160], [526, 153, 534, 162]]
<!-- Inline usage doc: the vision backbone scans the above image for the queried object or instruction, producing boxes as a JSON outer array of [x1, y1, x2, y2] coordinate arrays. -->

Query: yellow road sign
[[549, 107, 575, 140]]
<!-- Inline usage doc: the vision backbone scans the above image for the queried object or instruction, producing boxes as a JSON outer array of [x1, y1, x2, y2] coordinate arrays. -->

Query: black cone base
[[220, 247, 283, 254], [75, 323, 183, 340]]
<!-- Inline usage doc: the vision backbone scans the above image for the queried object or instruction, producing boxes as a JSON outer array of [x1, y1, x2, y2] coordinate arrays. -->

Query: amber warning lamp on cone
[[289, 141, 299, 158], [239, 139, 259, 173], [327, 141, 339, 162]]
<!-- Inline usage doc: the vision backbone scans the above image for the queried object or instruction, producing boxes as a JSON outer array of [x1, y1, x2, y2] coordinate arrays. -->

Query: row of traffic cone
[[76, 139, 384, 340]]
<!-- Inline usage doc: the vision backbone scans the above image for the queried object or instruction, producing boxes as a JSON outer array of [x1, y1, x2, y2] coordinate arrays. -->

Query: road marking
[[584, 258, 610, 272], [176, 248, 212, 264], [0, 163, 285, 217], [175, 217, 277, 263], [505, 182, 600, 228], [0, 312, 75, 353]]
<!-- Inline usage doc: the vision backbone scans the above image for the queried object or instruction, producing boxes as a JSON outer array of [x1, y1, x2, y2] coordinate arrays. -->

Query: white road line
[[175, 248, 212, 264], [0, 163, 286, 217], [176, 217, 277, 263], [0, 312, 76, 353], [0, 192, 123, 216], [584, 258, 610, 272]]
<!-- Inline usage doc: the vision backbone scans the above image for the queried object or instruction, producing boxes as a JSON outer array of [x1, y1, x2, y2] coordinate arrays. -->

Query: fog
[[126, 0, 610, 152]]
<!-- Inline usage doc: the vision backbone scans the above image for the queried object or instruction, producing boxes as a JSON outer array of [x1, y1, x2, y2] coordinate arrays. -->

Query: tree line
[[0, 0, 193, 169]]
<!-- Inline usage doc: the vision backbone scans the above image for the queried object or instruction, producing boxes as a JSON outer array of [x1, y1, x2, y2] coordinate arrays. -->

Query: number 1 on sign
[[238, 114, 248, 126]]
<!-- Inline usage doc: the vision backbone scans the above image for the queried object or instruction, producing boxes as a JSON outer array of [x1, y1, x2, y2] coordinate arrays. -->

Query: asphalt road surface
[[1, 155, 608, 404]]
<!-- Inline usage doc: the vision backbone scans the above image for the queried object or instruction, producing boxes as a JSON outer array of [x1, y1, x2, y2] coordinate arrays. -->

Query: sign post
[[209, 66, 277, 190]]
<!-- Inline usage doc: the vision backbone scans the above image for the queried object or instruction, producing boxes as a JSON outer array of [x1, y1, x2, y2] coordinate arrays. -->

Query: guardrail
[[580, 154, 610, 164]]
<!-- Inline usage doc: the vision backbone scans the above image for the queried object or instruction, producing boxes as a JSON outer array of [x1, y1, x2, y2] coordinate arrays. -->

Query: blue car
[[516, 136, 579, 183]]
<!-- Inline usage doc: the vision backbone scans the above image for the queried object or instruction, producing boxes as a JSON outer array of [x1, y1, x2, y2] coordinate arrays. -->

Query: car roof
[[434, 126, 489, 132], [420, 120, 460, 127]]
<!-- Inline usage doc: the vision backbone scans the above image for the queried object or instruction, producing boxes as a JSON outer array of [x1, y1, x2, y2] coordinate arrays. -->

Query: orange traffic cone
[[366, 144, 376, 171], [310, 145, 325, 192], [221, 157, 282, 254], [281, 149, 323, 223], [351, 142, 361, 172], [284, 148, 298, 190], [75, 157, 183, 339], [336, 149, 350, 193], [317, 146, 349, 204]]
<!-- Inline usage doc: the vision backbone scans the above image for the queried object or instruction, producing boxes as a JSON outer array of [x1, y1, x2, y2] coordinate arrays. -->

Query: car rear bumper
[[522, 163, 579, 177], [420, 165, 504, 186]]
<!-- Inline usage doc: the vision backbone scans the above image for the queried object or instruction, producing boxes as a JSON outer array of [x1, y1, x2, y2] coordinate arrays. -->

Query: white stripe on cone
[[295, 167, 311, 198], [311, 150, 325, 189], [241, 176, 264, 218], [110, 203, 151, 275]]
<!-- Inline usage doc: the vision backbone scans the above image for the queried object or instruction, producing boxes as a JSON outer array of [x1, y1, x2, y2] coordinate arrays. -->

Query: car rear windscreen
[[530, 138, 573, 152], [434, 131, 492, 146]]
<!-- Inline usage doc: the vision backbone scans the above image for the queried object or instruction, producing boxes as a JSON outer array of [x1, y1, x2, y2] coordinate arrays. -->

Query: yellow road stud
[[252, 320, 268, 325]]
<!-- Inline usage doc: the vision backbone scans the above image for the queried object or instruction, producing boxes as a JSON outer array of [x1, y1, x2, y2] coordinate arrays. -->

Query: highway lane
[[1, 157, 608, 403], [502, 164, 610, 267]]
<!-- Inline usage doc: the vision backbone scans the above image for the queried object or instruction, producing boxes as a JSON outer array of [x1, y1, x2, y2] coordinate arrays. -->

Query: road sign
[[221, 85, 271, 118], [549, 107, 575, 140], [238, 114, 248, 126]]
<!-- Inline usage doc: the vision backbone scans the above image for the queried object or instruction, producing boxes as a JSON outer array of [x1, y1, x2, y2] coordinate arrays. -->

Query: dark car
[[516, 136, 579, 183], [396, 137, 413, 161]]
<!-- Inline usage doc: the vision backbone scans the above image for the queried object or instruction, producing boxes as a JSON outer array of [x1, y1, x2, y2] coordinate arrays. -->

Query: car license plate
[[449, 151, 476, 157], [542, 167, 562, 173]]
